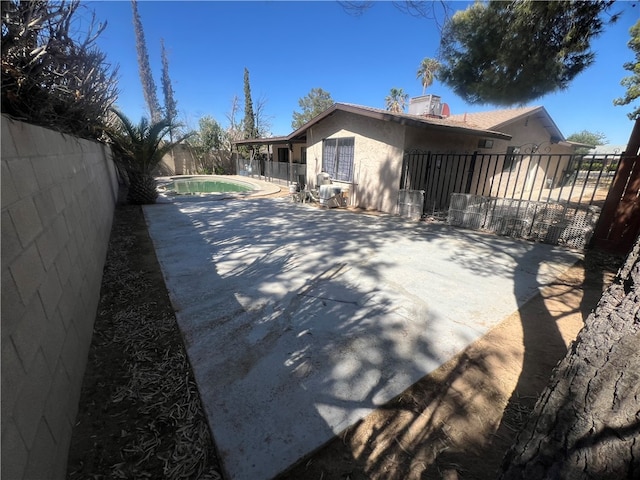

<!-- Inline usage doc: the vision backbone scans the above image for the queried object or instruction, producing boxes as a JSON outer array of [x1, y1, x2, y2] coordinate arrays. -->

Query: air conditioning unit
[[408, 95, 442, 117], [319, 184, 347, 208]]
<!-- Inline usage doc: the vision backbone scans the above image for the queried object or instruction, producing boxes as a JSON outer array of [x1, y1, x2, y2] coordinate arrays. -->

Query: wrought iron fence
[[399, 150, 621, 249], [400, 151, 621, 216], [236, 157, 307, 187]]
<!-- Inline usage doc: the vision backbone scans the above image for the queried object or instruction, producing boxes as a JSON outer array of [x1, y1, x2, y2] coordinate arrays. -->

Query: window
[[503, 146, 519, 172], [322, 137, 354, 182], [277, 147, 289, 163]]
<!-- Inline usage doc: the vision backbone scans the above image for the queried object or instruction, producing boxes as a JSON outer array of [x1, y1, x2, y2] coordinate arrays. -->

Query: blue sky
[[85, 1, 638, 145]]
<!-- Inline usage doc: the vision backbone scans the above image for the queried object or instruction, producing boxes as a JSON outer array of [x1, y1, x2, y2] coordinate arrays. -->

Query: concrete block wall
[[1, 115, 119, 479]]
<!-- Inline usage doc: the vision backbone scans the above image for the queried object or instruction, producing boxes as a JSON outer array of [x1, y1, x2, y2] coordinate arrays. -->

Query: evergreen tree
[[160, 38, 178, 141], [243, 67, 257, 139], [131, 0, 161, 122], [438, 1, 618, 105], [291, 88, 334, 129], [614, 19, 640, 120]]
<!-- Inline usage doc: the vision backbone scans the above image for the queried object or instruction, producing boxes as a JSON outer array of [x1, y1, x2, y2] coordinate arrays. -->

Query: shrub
[[1, 0, 118, 140]]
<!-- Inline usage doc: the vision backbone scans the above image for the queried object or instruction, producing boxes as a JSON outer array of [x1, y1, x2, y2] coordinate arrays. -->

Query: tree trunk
[[126, 172, 158, 205], [499, 238, 640, 479]]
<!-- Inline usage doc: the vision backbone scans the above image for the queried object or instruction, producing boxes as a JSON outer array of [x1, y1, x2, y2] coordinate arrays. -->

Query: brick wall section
[[1, 115, 119, 480]]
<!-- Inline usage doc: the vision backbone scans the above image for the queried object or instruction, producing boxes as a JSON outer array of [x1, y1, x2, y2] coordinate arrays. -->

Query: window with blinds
[[322, 137, 354, 182]]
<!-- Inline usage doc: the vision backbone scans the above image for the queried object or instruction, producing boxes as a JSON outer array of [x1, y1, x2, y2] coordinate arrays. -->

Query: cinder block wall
[[1, 115, 118, 479]]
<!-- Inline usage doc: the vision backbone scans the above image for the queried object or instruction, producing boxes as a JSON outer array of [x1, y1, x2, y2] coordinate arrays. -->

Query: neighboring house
[[234, 96, 583, 215], [588, 144, 626, 155]]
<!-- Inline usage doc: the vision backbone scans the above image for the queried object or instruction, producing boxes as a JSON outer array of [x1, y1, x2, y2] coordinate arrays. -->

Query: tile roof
[[317, 103, 512, 138], [446, 105, 566, 142], [447, 106, 543, 130]]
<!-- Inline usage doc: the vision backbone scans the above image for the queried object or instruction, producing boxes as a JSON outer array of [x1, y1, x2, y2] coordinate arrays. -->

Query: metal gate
[[398, 150, 476, 218]]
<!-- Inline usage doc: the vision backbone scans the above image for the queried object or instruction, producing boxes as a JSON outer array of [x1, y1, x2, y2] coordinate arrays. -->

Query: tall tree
[[242, 67, 257, 139], [291, 87, 334, 129], [416, 57, 440, 95], [131, 0, 161, 122], [438, 1, 618, 105], [385, 87, 409, 113], [192, 116, 225, 152], [188, 115, 228, 173], [340, 1, 452, 30], [160, 38, 178, 138], [254, 93, 273, 138], [614, 19, 640, 120], [225, 94, 243, 144]]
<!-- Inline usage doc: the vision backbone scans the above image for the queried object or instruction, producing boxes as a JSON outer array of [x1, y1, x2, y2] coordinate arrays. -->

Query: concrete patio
[[143, 197, 581, 480]]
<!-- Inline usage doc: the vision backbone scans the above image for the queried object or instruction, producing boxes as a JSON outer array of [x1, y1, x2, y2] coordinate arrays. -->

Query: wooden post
[[591, 119, 640, 253]]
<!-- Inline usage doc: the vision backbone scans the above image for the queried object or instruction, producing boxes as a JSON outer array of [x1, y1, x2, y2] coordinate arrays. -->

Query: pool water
[[166, 178, 252, 195]]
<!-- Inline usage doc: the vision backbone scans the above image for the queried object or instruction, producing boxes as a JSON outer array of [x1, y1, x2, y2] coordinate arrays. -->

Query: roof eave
[[564, 140, 596, 149], [493, 106, 566, 143], [294, 103, 512, 141], [233, 102, 514, 145], [232, 135, 302, 147]]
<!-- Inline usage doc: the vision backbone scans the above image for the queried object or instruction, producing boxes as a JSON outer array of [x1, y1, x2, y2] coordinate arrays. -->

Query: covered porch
[[232, 135, 308, 188]]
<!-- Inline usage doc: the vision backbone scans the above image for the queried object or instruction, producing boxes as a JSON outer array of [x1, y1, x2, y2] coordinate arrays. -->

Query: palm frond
[[106, 108, 194, 175]]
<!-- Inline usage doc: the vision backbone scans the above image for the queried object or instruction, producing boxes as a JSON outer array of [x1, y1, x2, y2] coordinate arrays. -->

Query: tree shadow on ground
[[145, 184, 584, 480], [276, 232, 619, 480]]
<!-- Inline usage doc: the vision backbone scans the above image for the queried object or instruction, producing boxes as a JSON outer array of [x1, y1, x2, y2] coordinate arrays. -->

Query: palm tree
[[385, 88, 409, 113], [106, 109, 192, 204], [416, 57, 441, 95]]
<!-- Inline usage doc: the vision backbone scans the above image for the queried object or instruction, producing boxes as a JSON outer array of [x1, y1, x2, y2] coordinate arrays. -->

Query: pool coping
[[155, 174, 282, 202]]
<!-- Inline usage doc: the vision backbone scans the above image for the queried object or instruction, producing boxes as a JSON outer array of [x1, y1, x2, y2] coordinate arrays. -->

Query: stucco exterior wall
[[306, 110, 405, 213], [404, 125, 480, 153], [1, 115, 118, 480], [469, 116, 575, 198]]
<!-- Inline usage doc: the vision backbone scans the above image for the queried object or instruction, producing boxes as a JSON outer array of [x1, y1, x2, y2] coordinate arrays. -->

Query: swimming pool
[[160, 176, 255, 196]]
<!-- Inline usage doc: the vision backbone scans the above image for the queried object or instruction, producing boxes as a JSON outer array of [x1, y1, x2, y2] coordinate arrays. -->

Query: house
[[234, 96, 584, 215]]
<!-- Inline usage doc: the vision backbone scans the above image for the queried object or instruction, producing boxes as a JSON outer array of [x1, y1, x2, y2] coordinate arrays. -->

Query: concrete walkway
[[143, 197, 581, 480]]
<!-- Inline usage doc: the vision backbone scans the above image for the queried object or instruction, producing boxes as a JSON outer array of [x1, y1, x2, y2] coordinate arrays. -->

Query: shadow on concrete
[[276, 220, 594, 480], [144, 194, 582, 480]]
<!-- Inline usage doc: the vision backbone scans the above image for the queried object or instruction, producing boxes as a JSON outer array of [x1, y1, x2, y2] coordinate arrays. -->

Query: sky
[[85, 0, 639, 146]]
